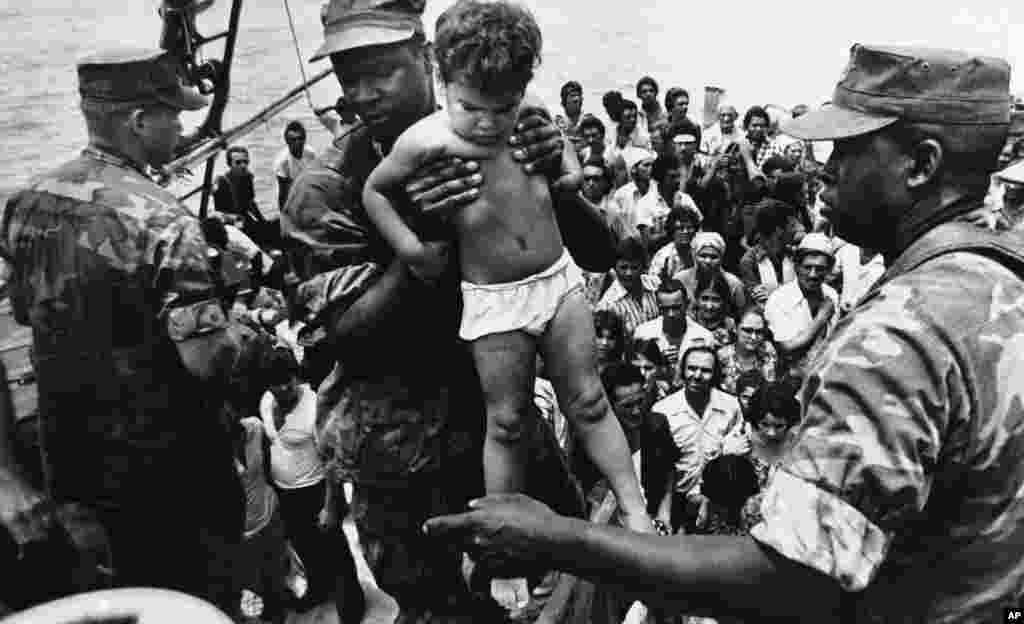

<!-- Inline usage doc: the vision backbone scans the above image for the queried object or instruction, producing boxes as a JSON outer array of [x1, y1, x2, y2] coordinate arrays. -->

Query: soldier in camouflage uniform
[[283, 1, 592, 621], [426, 44, 1024, 623], [0, 49, 247, 612]]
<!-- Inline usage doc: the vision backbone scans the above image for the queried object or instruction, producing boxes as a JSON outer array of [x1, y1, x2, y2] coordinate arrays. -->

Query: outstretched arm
[[424, 494, 843, 620]]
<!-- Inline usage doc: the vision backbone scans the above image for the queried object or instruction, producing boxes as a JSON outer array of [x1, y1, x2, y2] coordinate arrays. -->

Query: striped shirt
[[596, 275, 661, 337]]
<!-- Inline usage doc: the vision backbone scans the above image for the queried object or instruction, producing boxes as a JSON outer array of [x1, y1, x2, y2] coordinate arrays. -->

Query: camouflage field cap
[[784, 44, 1012, 141], [77, 48, 208, 111], [310, 0, 425, 62]]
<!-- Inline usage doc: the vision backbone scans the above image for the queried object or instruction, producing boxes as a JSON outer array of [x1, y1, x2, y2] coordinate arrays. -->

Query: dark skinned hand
[[404, 107, 564, 220], [423, 493, 562, 571]]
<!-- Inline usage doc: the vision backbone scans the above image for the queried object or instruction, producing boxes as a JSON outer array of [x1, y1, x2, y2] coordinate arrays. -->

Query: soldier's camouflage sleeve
[[750, 275, 963, 591], [280, 146, 385, 334], [149, 209, 230, 342]]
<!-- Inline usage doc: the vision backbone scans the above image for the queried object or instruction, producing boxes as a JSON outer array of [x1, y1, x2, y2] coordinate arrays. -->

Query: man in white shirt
[[634, 279, 714, 372], [700, 104, 743, 165], [610, 147, 657, 231], [764, 233, 839, 380], [273, 120, 317, 210], [258, 347, 363, 616], [651, 345, 748, 532], [635, 154, 697, 247]]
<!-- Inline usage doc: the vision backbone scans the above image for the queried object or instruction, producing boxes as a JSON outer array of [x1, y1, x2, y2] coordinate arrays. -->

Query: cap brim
[[156, 85, 210, 111], [781, 104, 898, 141], [309, 25, 415, 62], [996, 159, 1024, 185]]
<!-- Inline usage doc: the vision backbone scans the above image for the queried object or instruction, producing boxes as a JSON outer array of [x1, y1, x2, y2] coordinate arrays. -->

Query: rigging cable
[[283, 0, 316, 111]]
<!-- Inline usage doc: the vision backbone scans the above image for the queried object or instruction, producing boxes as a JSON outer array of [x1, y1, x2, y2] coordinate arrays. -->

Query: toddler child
[[362, 0, 651, 610]]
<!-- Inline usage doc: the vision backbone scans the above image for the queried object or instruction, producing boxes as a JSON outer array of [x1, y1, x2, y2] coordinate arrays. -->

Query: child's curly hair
[[434, 0, 541, 96]]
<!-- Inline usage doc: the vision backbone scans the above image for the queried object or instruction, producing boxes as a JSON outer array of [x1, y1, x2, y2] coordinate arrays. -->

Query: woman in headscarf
[[673, 231, 746, 313]]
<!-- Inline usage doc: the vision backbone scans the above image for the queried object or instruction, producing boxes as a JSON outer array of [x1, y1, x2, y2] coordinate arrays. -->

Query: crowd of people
[[3, 0, 1024, 623]]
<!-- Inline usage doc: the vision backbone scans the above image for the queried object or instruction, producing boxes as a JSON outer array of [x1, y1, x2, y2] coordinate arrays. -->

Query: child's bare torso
[[412, 110, 564, 285]]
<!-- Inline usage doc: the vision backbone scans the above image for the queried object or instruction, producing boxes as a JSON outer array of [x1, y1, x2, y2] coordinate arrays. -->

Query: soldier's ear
[[906, 138, 943, 191]]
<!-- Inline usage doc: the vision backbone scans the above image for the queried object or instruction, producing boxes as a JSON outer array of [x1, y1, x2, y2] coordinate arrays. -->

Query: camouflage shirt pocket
[[326, 382, 446, 485]]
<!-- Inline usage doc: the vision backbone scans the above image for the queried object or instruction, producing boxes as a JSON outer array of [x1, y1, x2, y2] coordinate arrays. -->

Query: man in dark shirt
[[213, 145, 279, 249]]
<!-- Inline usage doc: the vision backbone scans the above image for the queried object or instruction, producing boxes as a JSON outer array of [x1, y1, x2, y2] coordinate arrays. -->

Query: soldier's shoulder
[[15, 153, 191, 226], [305, 123, 377, 179], [882, 250, 1024, 321]]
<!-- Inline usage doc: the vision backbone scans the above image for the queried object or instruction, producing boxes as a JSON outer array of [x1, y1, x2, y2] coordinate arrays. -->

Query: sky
[[18, 0, 1020, 112]]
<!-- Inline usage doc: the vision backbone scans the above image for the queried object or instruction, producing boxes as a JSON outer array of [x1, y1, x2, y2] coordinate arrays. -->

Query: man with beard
[[424, 44, 1024, 623], [282, 1, 596, 621], [632, 279, 714, 371]]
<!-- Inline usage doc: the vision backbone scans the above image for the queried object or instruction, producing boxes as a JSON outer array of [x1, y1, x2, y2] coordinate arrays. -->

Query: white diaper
[[459, 250, 583, 341]]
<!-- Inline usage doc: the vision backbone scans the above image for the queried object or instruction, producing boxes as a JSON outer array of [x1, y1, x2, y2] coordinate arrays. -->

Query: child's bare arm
[[363, 122, 447, 263]]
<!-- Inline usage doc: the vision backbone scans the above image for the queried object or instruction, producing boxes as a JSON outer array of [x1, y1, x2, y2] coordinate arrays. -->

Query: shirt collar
[[599, 274, 658, 306], [82, 146, 149, 177]]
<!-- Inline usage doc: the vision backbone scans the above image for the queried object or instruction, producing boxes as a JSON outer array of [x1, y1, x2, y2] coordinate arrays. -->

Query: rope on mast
[[283, 0, 316, 112]]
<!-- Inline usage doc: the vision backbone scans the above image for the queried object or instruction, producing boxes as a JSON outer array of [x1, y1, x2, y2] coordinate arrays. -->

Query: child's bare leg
[[471, 330, 537, 496], [470, 331, 536, 609], [540, 290, 652, 532]]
